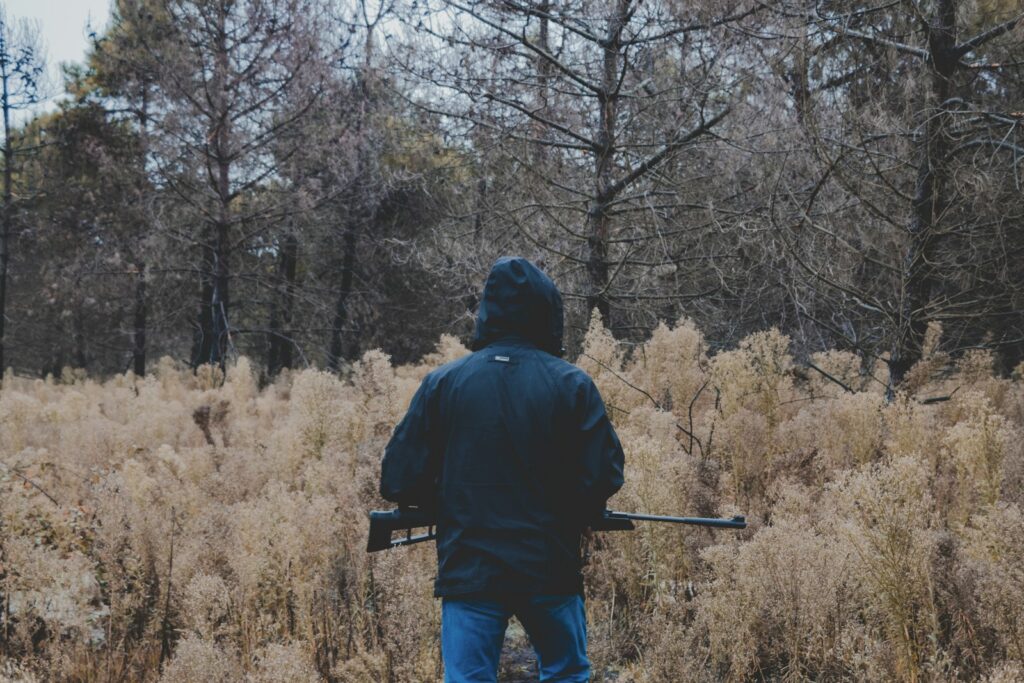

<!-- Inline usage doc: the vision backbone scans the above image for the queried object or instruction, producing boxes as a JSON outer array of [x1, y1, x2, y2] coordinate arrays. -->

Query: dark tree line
[[0, 0, 1021, 388], [0, 6, 45, 378]]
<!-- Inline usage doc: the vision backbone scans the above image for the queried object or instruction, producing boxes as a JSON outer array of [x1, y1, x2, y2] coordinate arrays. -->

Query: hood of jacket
[[471, 257, 564, 356]]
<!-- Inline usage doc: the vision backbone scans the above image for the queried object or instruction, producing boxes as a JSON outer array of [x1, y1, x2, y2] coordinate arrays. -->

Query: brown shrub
[[0, 323, 1021, 680]]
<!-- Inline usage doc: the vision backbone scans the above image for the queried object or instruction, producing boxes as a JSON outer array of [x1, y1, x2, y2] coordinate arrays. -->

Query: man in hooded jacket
[[380, 256, 625, 682]]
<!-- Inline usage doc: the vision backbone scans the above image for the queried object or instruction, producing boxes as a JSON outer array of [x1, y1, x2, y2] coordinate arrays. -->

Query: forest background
[[0, 0, 1020, 385], [1, 0, 1024, 681]]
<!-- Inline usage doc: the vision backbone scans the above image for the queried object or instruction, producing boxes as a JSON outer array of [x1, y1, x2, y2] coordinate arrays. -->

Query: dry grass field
[[1, 316, 1022, 682]]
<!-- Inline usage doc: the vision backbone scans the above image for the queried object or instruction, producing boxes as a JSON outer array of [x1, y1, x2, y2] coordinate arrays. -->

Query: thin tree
[[399, 0, 758, 339], [323, 0, 392, 372], [130, 0, 330, 369], [0, 8, 44, 378], [87, 0, 174, 376], [766, 1, 1024, 386]]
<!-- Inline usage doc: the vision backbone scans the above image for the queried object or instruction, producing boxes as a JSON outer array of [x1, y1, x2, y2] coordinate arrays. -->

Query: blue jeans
[[441, 594, 589, 682]]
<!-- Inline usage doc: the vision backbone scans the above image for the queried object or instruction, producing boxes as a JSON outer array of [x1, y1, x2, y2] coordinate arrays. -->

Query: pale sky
[[3, 0, 113, 106]]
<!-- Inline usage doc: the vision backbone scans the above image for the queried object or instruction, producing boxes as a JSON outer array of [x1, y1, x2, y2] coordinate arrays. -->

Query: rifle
[[367, 507, 746, 552]]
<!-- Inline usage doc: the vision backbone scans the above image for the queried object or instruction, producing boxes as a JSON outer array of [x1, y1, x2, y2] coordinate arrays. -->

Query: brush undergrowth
[[1, 319, 1021, 681]]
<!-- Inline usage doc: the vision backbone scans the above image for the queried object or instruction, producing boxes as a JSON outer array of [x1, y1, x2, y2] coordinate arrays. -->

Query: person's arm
[[575, 377, 625, 519], [380, 374, 442, 508]]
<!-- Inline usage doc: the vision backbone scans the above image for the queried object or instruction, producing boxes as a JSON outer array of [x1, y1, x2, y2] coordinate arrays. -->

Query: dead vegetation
[[1, 319, 1021, 681]]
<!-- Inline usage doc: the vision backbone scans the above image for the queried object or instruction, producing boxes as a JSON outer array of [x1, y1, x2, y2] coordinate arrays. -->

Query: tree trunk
[[267, 299, 280, 377], [133, 264, 146, 376], [73, 302, 87, 370], [586, 0, 629, 325], [268, 233, 298, 377], [789, 26, 811, 125], [473, 177, 487, 241], [198, 9, 232, 369], [0, 181, 8, 379], [132, 85, 150, 377], [0, 211, 7, 378], [532, 0, 552, 164], [191, 274, 214, 368], [327, 59, 372, 372], [327, 225, 356, 372], [278, 233, 298, 371], [890, 0, 958, 386], [210, 218, 230, 367], [0, 59, 11, 379]]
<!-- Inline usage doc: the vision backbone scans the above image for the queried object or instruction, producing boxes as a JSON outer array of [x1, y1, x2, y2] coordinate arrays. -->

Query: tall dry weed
[[0, 323, 1021, 681]]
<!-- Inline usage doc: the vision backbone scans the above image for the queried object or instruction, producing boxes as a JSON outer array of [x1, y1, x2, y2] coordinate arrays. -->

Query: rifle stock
[[367, 507, 746, 552]]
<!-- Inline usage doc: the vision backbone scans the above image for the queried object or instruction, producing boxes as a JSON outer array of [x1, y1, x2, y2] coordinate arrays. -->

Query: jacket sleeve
[[380, 374, 442, 508], [575, 377, 625, 518]]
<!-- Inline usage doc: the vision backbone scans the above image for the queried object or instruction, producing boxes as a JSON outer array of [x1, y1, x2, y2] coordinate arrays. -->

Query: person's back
[[380, 256, 625, 682]]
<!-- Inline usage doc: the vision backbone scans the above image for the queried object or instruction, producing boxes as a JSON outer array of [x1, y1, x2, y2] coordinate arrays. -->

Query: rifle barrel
[[605, 510, 747, 529]]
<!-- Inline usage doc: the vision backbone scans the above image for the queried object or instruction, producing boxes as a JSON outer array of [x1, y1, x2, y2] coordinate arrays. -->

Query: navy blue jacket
[[380, 257, 626, 597]]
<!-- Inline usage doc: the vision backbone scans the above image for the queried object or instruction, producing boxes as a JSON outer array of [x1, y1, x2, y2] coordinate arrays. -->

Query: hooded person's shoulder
[[427, 345, 592, 392], [536, 351, 602, 394], [416, 346, 514, 392], [419, 352, 476, 387]]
